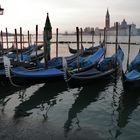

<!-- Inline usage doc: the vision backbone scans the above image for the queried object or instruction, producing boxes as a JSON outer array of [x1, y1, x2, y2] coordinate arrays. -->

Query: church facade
[[94, 9, 140, 36]]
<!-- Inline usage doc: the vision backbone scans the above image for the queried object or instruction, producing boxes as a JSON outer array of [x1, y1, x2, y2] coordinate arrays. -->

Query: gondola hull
[[122, 49, 140, 91], [9, 67, 65, 86], [11, 75, 65, 86], [67, 67, 121, 88], [122, 73, 140, 91], [66, 46, 124, 88]]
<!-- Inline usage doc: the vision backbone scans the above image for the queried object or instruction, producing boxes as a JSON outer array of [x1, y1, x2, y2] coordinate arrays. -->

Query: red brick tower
[[105, 9, 110, 29]]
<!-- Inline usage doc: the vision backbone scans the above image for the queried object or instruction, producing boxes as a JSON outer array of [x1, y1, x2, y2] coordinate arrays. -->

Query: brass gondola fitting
[[0, 5, 4, 15]]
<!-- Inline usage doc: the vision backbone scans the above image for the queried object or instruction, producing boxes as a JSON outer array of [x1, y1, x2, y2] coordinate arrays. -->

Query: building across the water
[[84, 9, 140, 36]]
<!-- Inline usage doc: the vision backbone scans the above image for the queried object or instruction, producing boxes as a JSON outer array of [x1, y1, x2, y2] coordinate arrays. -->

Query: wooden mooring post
[[103, 27, 107, 57], [115, 22, 119, 66], [5, 28, 9, 49], [126, 25, 131, 70], [27, 30, 30, 47], [0, 30, 4, 54], [35, 25, 38, 58], [14, 29, 19, 61], [76, 27, 80, 70], [103, 27, 106, 46], [91, 28, 94, 47], [99, 32, 101, 44], [80, 28, 83, 50], [20, 27, 23, 60], [56, 28, 58, 57]]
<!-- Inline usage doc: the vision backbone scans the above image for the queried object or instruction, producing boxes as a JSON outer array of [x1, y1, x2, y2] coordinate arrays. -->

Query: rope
[[62, 57, 67, 80], [3, 56, 20, 87]]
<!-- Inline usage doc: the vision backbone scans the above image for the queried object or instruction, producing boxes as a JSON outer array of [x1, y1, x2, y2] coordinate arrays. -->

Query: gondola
[[0, 44, 43, 57], [65, 46, 124, 88], [68, 46, 105, 73], [68, 44, 80, 54], [0, 44, 44, 67], [38, 45, 102, 69], [37, 52, 79, 69], [122, 50, 140, 91], [68, 43, 100, 56], [0, 49, 82, 83], [2, 45, 105, 86], [10, 44, 43, 54], [0, 50, 44, 71]]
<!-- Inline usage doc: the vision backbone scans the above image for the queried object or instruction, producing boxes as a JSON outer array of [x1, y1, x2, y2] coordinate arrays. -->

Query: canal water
[[0, 35, 140, 140]]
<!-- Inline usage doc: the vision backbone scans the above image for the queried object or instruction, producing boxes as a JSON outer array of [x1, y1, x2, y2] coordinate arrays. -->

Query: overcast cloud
[[0, 0, 139, 33]]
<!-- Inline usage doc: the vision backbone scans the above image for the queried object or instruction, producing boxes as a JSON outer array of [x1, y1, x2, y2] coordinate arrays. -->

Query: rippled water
[[0, 35, 140, 140]]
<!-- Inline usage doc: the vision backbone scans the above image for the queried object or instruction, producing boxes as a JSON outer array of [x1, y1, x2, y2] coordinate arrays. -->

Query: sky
[[0, 0, 140, 33]]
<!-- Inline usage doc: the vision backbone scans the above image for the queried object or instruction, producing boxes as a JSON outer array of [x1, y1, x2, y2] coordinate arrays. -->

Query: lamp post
[[0, 5, 4, 15]]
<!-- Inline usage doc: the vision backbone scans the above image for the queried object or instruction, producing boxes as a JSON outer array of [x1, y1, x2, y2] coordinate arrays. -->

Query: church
[[94, 9, 140, 36]]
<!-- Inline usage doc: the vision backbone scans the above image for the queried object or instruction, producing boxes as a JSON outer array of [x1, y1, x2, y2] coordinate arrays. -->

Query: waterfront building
[[84, 9, 140, 36]]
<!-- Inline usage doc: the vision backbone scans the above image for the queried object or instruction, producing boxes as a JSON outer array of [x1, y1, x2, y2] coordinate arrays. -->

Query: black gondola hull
[[67, 67, 121, 88], [123, 78, 140, 91]]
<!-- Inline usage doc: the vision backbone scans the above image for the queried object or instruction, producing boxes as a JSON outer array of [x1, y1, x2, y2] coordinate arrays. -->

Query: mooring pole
[[99, 32, 101, 45], [115, 22, 119, 66], [56, 28, 58, 57], [103, 27, 106, 57], [20, 27, 23, 61], [14, 29, 19, 61], [103, 27, 106, 46], [91, 28, 94, 48], [126, 25, 131, 70], [22, 34, 24, 48], [5, 28, 9, 49], [0, 30, 4, 54], [76, 27, 80, 70], [80, 28, 83, 50], [35, 25, 38, 58], [27, 30, 30, 47]]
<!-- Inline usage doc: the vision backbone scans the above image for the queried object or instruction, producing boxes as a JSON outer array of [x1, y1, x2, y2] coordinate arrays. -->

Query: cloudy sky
[[0, 0, 139, 33]]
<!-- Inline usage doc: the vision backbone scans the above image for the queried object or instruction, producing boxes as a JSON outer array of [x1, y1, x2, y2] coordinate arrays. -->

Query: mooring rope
[[3, 56, 20, 87]]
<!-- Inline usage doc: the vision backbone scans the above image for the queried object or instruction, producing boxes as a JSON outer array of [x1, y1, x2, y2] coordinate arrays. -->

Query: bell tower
[[105, 9, 110, 29]]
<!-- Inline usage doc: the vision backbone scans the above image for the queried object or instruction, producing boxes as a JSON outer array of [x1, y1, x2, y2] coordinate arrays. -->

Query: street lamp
[[0, 5, 4, 15]]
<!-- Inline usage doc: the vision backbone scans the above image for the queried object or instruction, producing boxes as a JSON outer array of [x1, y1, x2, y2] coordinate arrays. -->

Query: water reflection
[[64, 80, 111, 137], [0, 85, 28, 113], [14, 82, 68, 119], [108, 85, 140, 139], [117, 89, 140, 128]]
